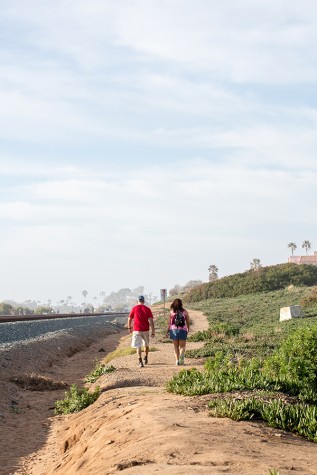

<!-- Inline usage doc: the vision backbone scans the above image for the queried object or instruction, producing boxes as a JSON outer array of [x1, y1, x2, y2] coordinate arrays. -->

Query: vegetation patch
[[167, 323, 317, 441], [54, 384, 101, 414], [186, 286, 317, 359], [10, 374, 68, 391], [85, 361, 116, 383], [208, 397, 317, 443]]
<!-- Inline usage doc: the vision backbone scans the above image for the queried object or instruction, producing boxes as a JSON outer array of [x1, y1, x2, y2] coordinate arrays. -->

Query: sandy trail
[[2, 308, 317, 475]]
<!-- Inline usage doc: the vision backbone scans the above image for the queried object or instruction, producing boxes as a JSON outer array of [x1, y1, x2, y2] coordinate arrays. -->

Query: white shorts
[[131, 331, 150, 348]]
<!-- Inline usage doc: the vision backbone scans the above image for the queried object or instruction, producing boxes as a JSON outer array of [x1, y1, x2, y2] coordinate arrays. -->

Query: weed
[[54, 384, 101, 414], [85, 361, 116, 383]]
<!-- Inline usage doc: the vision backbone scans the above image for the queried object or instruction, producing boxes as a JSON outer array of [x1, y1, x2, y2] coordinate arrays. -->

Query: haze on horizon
[[0, 1, 317, 305]]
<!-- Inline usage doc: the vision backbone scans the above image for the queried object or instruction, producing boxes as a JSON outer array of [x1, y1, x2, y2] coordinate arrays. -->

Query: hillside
[[184, 263, 317, 302], [185, 286, 317, 359]]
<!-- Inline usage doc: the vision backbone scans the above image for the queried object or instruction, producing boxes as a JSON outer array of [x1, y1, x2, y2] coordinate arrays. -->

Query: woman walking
[[166, 298, 190, 365]]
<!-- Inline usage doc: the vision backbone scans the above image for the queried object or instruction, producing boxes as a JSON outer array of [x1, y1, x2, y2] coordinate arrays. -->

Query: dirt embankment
[[1, 309, 317, 475]]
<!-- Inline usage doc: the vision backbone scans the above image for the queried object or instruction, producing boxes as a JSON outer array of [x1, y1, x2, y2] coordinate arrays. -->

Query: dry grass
[[102, 346, 157, 364], [10, 373, 68, 391]]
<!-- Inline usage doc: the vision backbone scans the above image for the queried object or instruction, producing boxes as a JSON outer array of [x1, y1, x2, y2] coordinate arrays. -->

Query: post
[[160, 288, 167, 318]]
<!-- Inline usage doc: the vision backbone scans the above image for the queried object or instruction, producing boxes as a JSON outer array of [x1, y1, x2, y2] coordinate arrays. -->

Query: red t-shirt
[[129, 304, 153, 331]]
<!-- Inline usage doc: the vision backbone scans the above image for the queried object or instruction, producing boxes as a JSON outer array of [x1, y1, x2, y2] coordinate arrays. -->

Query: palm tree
[[302, 240, 311, 256], [208, 264, 219, 282], [288, 242, 297, 256], [250, 258, 262, 271], [82, 290, 88, 302], [99, 291, 106, 303]]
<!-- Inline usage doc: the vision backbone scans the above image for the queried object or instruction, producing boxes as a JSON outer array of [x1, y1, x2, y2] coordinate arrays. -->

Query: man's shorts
[[131, 331, 150, 348]]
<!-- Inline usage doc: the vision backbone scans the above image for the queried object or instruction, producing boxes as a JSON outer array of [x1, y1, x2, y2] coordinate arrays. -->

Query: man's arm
[[128, 309, 133, 333]]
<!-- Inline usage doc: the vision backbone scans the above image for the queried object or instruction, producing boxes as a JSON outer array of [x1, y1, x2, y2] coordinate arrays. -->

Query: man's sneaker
[[144, 356, 148, 365], [179, 355, 185, 365], [138, 360, 144, 368]]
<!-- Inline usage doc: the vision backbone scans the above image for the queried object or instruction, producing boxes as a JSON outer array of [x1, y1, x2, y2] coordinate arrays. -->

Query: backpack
[[173, 310, 185, 327]]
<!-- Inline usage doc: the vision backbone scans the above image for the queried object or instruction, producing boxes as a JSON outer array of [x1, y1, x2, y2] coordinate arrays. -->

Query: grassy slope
[[186, 286, 317, 358]]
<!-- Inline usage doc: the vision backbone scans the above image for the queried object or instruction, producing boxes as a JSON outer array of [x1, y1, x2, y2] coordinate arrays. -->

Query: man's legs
[[137, 347, 144, 367], [131, 332, 144, 367], [143, 346, 149, 364], [141, 332, 150, 364]]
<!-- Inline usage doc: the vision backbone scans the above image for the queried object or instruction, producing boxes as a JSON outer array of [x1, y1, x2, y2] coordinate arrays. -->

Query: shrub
[[264, 324, 317, 401], [301, 286, 317, 308], [54, 384, 101, 414]]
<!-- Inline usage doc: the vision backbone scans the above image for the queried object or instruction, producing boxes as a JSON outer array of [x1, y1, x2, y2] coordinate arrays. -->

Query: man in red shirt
[[128, 295, 155, 367]]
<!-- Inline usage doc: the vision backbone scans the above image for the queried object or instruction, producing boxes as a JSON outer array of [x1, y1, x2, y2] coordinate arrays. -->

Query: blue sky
[[0, 0, 317, 305]]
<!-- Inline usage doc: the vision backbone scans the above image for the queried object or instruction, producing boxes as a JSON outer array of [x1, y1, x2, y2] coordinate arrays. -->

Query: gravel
[[0, 315, 125, 348], [0, 316, 126, 385]]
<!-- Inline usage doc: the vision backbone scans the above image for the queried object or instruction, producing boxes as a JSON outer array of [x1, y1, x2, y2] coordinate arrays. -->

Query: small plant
[[269, 470, 280, 475], [54, 384, 101, 414], [85, 361, 116, 383]]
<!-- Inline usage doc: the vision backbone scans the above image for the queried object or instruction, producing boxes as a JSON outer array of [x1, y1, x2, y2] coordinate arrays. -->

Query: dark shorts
[[169, 329, 188, 341]]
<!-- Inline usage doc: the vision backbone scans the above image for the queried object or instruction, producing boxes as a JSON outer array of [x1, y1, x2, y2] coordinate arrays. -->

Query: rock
[[280, 305, 304, 322]]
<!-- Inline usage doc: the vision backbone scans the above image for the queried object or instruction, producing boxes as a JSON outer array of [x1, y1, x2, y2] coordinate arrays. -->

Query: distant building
[[289, 251, 317, 266]]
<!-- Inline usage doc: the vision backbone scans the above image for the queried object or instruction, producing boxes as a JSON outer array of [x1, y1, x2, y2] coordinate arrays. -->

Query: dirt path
[[4, 308, 317, 475]]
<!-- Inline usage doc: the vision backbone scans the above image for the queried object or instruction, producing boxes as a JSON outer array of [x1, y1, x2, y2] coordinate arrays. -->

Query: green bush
[[54, 384, 101, 414], [264, 325, 317, 402]]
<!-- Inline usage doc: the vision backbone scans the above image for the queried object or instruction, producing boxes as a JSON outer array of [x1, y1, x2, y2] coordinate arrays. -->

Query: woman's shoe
[[179, 355, 185, 365]]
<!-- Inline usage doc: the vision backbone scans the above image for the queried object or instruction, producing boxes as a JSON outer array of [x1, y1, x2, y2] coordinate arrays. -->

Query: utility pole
[[160, 288, 167, 317]]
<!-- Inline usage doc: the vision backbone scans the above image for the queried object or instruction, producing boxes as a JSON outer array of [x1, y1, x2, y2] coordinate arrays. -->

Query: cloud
[[0, 2, 317, 302], [1, 159, 316, 301]]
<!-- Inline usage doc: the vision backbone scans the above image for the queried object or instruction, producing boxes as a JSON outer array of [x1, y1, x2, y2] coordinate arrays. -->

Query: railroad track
[[0, 312, 128, 323]]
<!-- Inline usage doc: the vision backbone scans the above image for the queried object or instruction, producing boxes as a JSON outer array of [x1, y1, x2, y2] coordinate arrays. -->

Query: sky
[[0, 0, 317, 305]]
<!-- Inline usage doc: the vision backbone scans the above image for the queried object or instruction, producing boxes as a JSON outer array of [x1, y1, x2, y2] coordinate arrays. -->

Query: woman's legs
[[173, 340, 180, 364], [179, 340, 186, 364]]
